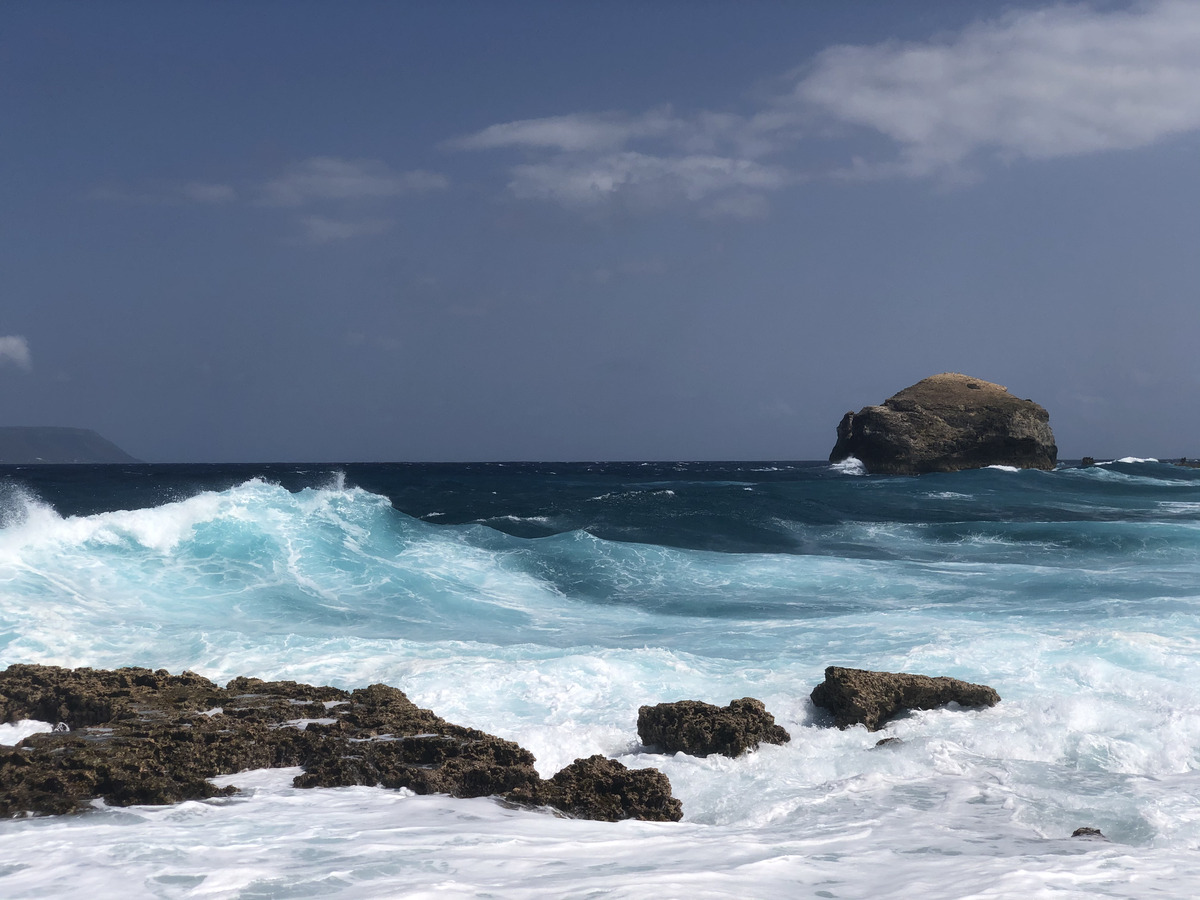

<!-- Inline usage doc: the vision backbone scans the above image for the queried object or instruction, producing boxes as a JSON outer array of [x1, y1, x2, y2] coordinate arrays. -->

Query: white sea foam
[[2, 474, 1200, 896], [0, 719, 53, 745], [1, 760, 1199, 899], [588, 489, 677, 501], [986, 464, 1021, 472], [829, 456, 866, 475]]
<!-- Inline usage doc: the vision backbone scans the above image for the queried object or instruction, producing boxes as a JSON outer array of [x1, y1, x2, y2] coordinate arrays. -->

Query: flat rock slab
[[0, 664, 681, 822], [637, 697, 790, 757], [810, 666, 1000, 731]]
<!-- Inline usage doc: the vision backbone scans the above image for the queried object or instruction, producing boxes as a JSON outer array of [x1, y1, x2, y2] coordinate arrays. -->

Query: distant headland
[[0, 427, 141, 464]]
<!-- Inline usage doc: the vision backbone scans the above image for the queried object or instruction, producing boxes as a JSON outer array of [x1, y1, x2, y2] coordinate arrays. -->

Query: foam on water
[[1, 764, 1199, 899], [0, 719, 52, 745], [1, 465, 1199, 896], [829, 456, 866, 475]]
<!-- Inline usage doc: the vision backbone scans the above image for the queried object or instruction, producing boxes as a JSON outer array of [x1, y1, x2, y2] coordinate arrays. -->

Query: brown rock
[[0, 664, 680, 823], [810, 666, 1000, 731], [829, 373, 1057, 475], [637, 697, 790, 757], [508, 754, 682, 822]]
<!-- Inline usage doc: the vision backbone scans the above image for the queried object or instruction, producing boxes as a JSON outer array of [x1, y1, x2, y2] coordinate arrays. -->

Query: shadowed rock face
[[637, 697, 790, 757], [810, 666, 1000, 731], [507, 754, 683, 822], [0, 665, 681, 822], [829, 373, 1057, 475]]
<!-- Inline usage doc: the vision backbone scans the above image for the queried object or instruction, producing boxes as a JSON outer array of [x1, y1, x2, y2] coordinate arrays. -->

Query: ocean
[[1, 458, 1199, 898]]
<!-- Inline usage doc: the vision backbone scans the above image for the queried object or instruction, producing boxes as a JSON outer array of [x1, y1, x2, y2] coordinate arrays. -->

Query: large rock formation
[[0, 665, 681, 822], [637, 697, 790, 757], [829, 373, 1056, 475], [810, 666, 1000, 731]]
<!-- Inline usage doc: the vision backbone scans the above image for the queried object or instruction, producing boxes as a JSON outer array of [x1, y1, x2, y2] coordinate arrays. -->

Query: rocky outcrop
[[637, 697, 790, 757], [507, 754, 682, 822], [829, 373, 1056, 475], [810, 666, 1000, 731], [0, 664, 681, 822]]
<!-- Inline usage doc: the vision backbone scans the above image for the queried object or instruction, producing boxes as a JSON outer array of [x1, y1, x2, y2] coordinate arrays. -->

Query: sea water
[[1, 459, 1199, 898]]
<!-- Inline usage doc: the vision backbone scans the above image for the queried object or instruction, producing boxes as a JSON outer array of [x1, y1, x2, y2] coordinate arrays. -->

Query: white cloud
[[453, 104, 789, 216], [91, 158, 446, 243], [509, 152, 789, 209], [262, 158, 448, 206], [0, 335, 31, 370], [793, 0, 1200, 176], [455, 1, 1200, 206], [450, 109, 686, 152], [298, 216, 393, 244]]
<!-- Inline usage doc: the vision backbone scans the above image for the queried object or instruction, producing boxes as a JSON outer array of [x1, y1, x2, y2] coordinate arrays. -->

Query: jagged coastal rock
[[507, 754, 683, 821], [829, 373, 1057, 475], [0, 665, 681, 822], [637, 697, 790, 757], [810, 666, 1000, 731]]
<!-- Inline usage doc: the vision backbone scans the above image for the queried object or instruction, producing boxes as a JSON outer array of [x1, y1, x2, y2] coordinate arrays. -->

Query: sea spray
[[0, 460, 1198, 897]]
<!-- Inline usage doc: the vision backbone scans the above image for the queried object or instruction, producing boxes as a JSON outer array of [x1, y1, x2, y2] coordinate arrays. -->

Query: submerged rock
[[810, 666, 1000, 732], [0, 664, 681, 822], [829, 373, 1057, 475], [637, 697, 790, 757], [507, 754, 682, 822], [1071, 827, 1106, 839]]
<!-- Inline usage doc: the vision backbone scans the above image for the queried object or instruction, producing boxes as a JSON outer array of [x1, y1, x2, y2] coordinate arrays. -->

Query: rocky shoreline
[[0, 664, 680, 822], [0, 663, 1010, 823]]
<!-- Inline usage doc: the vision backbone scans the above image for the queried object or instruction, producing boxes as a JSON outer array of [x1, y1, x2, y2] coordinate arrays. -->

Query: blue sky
[[3, 1, 1198, 461]]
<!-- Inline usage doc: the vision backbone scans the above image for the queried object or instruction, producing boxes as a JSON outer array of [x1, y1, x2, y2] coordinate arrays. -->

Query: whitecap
[[830, 456, 866, 475]]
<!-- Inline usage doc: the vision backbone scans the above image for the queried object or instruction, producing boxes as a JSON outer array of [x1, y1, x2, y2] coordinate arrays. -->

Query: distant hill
[[0, 427, 142, 464]]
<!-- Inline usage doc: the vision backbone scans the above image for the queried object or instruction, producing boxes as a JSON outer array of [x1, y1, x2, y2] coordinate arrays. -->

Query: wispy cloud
[[0, 335, 31, 370], [508, 152, 790, 215], [455, 0, 1200, 209], [179, 183, 237, 204], [793, 0, 1200, 177], [455, 113, 790, 217], [90, 182, 237, 205], [261, 158, 448, 207], [90, 157, 448, 244], [298, 215, 393, 244], [449, 109, 687, 153]]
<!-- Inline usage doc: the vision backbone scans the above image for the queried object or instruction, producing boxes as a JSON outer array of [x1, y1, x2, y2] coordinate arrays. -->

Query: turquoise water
[[1, 459, 1199, 898]]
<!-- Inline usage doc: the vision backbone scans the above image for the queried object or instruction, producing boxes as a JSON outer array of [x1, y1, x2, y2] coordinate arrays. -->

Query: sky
[[2, 0, 1199, 462]]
